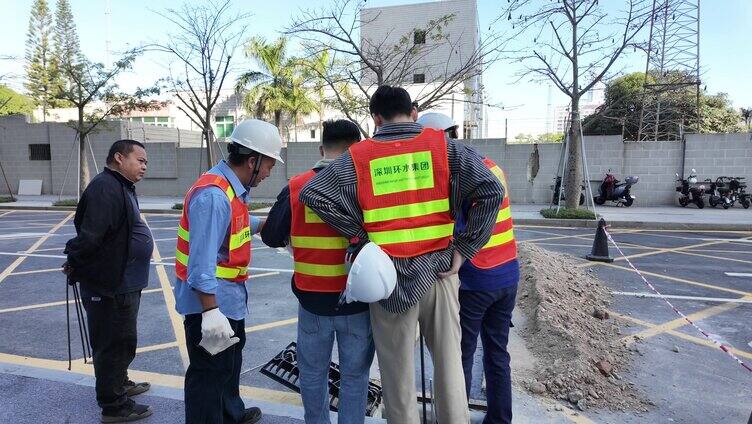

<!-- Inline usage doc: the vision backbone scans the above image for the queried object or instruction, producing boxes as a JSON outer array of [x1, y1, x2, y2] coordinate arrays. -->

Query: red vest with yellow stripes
[[470, 158, 517, 269], [349, 128, 454, 258], [289, 170, 349, 292], [175, 173, 252, 283]]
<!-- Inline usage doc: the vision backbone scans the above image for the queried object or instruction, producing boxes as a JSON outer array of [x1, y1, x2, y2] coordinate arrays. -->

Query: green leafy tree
[[700, 94, 743, 133], [584, 72, 743, 136], [738, 107, 751, 131], [24, 0, 65, 120], [286, 74, 318, 142], [236, 37, 296, 129], [0, 85, 35, 116], [56, 51, 159, 197]]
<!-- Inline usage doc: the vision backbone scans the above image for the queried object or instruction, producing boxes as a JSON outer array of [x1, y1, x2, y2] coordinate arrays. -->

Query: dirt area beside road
[[514, 243, 650, 412]]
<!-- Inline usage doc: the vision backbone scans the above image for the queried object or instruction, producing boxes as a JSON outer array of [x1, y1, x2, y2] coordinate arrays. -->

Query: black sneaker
[[241, 407, 262, 424], [101, 401, 153, 423], [123, 379, 150, 397]]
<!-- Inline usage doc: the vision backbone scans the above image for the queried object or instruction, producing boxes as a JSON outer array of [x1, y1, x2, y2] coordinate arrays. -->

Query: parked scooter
[[594, 171, 639, 207], [675, 169, 705, 208], [706, 177, 735, 209], [551, 176, 585, 206], [732, 177, 750, 209]]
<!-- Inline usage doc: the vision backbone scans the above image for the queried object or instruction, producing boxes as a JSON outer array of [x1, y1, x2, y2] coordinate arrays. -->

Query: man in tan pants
[[300, 86, 503, 422]]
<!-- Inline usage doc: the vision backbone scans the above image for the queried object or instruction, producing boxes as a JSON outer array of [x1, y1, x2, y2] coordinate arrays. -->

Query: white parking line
[[612, 291, 752, 304], [724, 272, 752, 278]]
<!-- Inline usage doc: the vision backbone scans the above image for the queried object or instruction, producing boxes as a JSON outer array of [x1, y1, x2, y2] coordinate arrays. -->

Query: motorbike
[[675, 169, 705, 208], [706, 177, 735, 209], [730, 177, 749, 209], [594, 171, 638, 207], [550, 176, 585, 206]]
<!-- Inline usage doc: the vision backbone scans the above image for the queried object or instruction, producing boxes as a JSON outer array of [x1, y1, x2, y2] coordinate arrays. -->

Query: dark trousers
[[80, 288, 141, 413], [184, 314, 246, 424], [459, 285, 517, 424]]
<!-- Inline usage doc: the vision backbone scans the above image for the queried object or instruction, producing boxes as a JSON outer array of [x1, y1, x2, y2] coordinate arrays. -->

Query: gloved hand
[[201, 308, 235, 339], [344, 237, 369, 270], [199, 308, 238, 356]]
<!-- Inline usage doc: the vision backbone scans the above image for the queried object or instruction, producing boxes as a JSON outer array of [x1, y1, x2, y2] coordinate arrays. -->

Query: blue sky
[[1, 0, 750, 133]]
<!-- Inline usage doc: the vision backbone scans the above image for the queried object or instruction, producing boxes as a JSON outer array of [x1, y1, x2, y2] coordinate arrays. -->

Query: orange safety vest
[[470, 158, 517, 269], [349, 128, 454, 258], [175, 173, 251, 283], [289, 170, 349, 292]]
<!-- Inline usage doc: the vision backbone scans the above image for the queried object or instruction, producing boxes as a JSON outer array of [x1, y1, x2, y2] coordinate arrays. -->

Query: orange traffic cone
[[586, 218, 614, 263]]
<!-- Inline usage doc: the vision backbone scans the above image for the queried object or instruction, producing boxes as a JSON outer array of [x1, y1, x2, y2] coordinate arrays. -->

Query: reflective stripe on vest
[[174, 173, 251, 283], [470, 159, 518, 269], [350, 128, 454, 258], [289, 169, 349, 293]]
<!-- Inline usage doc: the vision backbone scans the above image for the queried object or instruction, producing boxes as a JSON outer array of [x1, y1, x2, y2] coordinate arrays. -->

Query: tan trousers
[[370, 275, 469, 424]]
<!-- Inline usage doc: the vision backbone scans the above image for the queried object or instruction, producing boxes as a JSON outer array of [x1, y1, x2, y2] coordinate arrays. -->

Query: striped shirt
[[299, 122, 503, 314]]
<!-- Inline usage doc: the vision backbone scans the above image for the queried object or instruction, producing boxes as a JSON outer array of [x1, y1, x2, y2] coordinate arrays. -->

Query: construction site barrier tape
[[603, 228, 752, 374]]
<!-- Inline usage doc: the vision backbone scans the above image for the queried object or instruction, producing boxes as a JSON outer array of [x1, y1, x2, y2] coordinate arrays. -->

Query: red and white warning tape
[[603, 228, 752, 374]]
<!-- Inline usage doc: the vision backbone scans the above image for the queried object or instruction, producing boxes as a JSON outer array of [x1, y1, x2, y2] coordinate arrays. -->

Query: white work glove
[[199, 308, 239, 355]]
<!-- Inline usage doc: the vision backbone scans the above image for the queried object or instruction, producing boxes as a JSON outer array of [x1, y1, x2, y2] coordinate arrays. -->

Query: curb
[[2, 206, 750, 231], [516, 217, 752, 231], [0, 205, 269, 217]]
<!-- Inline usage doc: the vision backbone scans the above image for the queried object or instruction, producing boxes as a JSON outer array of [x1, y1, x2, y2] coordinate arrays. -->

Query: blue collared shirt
[[173, 160, 261, 321]]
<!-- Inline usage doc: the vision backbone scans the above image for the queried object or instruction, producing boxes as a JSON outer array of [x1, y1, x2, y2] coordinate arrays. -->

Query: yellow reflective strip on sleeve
[[229, 227, 251, 250], [304, 206, 324, 224], [294, 262, 348, 277], [175, 249, 188, 266], [482, 228, 515, 249], [496, 206, 512, 223], [177, 225, 190, 242], [291, 236, 349, 249], [368, 223, 454, 245], [362, 198, 449, 223], [215, 265, 247, 279]]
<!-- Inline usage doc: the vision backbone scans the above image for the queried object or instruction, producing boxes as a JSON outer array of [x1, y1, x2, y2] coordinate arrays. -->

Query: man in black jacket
[[64, 139, 153, 423]]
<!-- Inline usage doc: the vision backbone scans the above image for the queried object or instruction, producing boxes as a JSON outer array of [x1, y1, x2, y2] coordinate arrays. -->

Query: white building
[[359, 0, 484, 139], [553, 83, 606, 132], [33, 89, 245, 147]]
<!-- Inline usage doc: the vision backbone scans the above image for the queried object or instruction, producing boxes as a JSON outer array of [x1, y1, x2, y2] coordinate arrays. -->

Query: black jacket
[[65, 168, 137, 297], [261, 167, 368, 316]]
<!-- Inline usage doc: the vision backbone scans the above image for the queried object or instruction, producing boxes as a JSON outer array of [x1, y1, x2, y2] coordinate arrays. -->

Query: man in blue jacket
[[173, 119, 283, 424]]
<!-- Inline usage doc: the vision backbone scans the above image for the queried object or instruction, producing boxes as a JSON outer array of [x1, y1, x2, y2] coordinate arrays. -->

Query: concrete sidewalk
[[3, 196, 752, 230]]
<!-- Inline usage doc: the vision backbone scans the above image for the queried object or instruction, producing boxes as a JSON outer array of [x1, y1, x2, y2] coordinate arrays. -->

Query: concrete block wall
[[1, 116, 750, 205], [0, 116, 55, 195], [684, 133, 752, 181]]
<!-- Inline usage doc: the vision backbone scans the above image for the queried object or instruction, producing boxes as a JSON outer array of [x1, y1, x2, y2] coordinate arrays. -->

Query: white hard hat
[[229, 119, 284, 163], [344, 242, 397, 303], [417, 112, 456, 131]]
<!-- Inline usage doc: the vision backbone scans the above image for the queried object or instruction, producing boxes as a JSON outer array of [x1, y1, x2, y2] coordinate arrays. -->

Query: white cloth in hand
[[199, 334, 240, 356]]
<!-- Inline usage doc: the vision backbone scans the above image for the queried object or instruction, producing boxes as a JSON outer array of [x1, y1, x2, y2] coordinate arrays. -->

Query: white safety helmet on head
[[417, 112, 456, 132], [343, 242, 397, 303], [229, 119, 284, 163]]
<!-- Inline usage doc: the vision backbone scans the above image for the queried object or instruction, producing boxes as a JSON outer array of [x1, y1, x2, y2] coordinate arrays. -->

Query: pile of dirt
[[514, 243, 648, 412]]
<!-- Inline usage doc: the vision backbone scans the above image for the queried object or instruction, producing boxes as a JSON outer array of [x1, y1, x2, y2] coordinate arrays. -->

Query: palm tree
[[741, 107, 752, 131], [286, 74, 318, 142], [302, 51, 330, 136], [236, 37, 294, 129]]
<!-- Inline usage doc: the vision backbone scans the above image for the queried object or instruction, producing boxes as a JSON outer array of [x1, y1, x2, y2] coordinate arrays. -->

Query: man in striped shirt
[[300, 85, 503, 423]]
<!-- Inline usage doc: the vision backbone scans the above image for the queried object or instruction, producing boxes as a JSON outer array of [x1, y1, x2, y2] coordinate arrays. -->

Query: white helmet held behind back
[[417, 112, 456, 132], [229, 119, 285, 163], [343, 242, 397, 303]]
